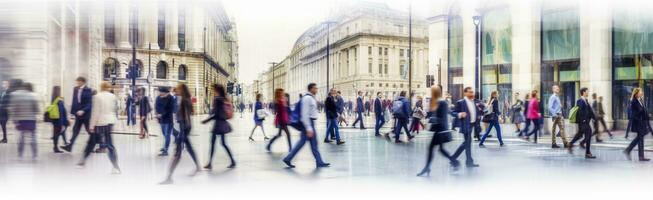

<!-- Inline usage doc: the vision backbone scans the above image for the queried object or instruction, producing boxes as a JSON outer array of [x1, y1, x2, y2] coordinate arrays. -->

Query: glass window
[[158, 4, 166, 49], [156, 61, 168, 79], [448, 5, 464, 101], [481, 7, 512, 108], [103, 58, 118, 79], [178, 65, 187, 80], [104, 2, 115, 45], [178, 6, 186, 51]]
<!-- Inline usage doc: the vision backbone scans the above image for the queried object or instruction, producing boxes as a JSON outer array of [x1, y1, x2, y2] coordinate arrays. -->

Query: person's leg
[[333, 119, 341, 141], [104, 126, 120, 170], [206, 133, 217, 167], [68, 119, 83, 148], [249, 125, 258, 138], [0, 120, 7, 141], [221, 134, 236, 166], [164, 130, 185, 182], [283, 125, 292, 151], [394, 119, 402, 141], [261, 125, 268, 138], [637, 132, 646, 159], [183, 128, 200, 169], [584, 124, 593, 156], [80, 133, 99, 164], [520, 119, 531, 136], [452, 132, 468, 159], [479, 121, 493, 145], [18, 131, 25, 157], [600, 118, 612, 137], [267, 127, 282, 150], [422, 137, 437, 171], [625, 120, 632, 138], [284, 132, 307, 162], [625, 132, 638, 154], [494, 121, 503, 145], [463, 130, 474, 165], [161, 123, 171, 153], [308, 131, 326, 165], [29, 130, 37, 158], [359, 112, 365, 128], [53, 125, 62, 152], [325, 119, 334, 142], [403, 119, 412, 139], [551, 117, 559, 145]]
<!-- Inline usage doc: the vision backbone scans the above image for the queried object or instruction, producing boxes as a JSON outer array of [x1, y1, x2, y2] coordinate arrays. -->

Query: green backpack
[[46, 97, 62, 120], [568, 106, 580, 123]]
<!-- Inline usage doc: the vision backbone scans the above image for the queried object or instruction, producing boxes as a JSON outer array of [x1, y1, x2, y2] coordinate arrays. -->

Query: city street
[[0, 112, 651, 199]]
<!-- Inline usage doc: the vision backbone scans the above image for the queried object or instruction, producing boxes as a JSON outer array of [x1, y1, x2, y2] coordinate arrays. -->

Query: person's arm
[[81, 89, 93, 114], [89, 96, 100, 131], [300, 96, 313, 133]]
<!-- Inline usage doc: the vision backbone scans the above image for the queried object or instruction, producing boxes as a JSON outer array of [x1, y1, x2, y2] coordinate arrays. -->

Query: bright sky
[[222, 0, 431, 84]]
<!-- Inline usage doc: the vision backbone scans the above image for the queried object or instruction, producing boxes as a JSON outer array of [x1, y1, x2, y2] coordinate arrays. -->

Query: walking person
[[511, 93, 525, 133], [155, 87, 175, 156], [519, 94, 531, 137], [62, 77, 93, 152], [282, 83, 330, 168], [417, 86, 460, 177], [324, 89, 344, 144], [239, 101, 245, 118], [202, 84, 236, 170], [77, 82, 121, 173], [592, 94, 613, 141], [352, 91, 366, 129], [47, 86, 69, 153], [625, 98, 634, 139], [250, 94, 269, 141], [623, 88, 650, 161], [267, 89, 293, 151], [450, 87, 481, 168], [524, 90, 541, 142], [336, 91, 348, 127], [126, 94, 136, 126], [409, 96, 426, 135], [392, 91, 413, 143], [479, 91, 504, 147], [373, 92, 386, 136], [161, 83, 201, 184], [567, 87, 597, 159], [0, 80, 11, 143], [137, 88, 152, 139], [549, 85, 569, 148], [10, 82, 40, 159]]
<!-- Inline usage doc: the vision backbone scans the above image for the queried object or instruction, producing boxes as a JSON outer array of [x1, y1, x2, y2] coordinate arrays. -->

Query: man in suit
[[62, 77, 93, 152], [450, 87, 481, 167], [568, 87, 597, 159], [352, 91, 365, 129], [155, 87, 175, 156], [591, 93, 612, 142], [0, 80, 10, 143], [374, 92, 385, 136], [336, 91, 348, 127]]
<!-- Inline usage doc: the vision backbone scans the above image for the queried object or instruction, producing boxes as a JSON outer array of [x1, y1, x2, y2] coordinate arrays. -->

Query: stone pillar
[[511, 0, 540, 96], [143, 1, 159, 49], [461, 5, 477, 90], [427, 14, 448, 94], [117, 1, 131, 48], [166, 0, 180, 51]]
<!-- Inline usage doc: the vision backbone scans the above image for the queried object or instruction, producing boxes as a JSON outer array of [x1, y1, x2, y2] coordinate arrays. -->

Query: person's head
[[429, 86, 443, 110], [524, 94, 529, 100], [329, 88, 337, 97], [9, 79, 23, 92], [632, 87, 644, 100], [100, 81, 112, 92], [591, 93, 597, 99], [598, 96, 603, 102], [399, 91, 407, 97], [357, 91, 362, 96], [22, 82, 33, 92], [337, 91, 341, 96], [170, 88, 176, 96], [552, 85, 560, 94], [213, 84, 227, 98], [256, 93, 262, 102], [51, 86, 61, 102], [463, 87, 474, 99], [307, 83, 317, 95], [1, 80, 8, 90], [75, 76, 86, 87], [158, 87, 170, 97], [175, 83, 191, 99], [416, 95, 423, 100], [530, 90, 538, 99], [376, 92, 382, 98], [274, 88, 284, 101], [490, 91, 498, 99], [580, 87, 589, 98]]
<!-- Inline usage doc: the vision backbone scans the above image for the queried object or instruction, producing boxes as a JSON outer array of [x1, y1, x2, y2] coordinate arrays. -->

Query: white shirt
[[77, 85, 86, 103], [301, 93, 318, 132], [464, 97, 477, 123], [90, 91, 118, 127]]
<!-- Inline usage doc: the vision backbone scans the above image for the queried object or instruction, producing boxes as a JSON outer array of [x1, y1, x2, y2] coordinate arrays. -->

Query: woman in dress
[[511, 93, 525, 133], [202, 84, 236, 169], [161, 83, 200, 184], [267, 88, 292, 152], [249, 93, 269, 141], [417, 85, 460, 177]]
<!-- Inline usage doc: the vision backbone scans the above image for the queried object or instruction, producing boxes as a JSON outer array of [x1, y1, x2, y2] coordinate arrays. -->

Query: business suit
[[569, 98, 596, 157], [374, 97, 385, 135], [352, 96, 365, 129], [64, 85, 93, 151], [451, 98, 482, 166], [625, 98, 650, 160]]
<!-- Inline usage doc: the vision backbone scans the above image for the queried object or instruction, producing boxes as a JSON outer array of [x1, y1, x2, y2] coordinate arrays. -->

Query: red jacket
[[274, 98, 289, 126]]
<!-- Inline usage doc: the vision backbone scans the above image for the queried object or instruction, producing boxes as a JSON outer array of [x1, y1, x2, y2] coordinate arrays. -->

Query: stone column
[[143, 1, 159, 49], [117, 1, 131, 48], [510, 0, 540, 96], [166, 0, 180, 51]]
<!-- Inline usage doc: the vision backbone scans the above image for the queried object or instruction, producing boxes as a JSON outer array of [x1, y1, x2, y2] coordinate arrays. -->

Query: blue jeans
[[479, 119, 503, 145], [326, 117, 341, 140], [374, 115, 385, 135], [284, 120, 326, 165], [352, 112, 364, 128], [160, 123, 173, 152]]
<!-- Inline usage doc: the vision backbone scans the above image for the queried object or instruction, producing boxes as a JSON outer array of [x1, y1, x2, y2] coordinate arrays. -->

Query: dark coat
[[51, 100, 69, 126], [325, 96, 338, 119], [576, 98, 595, 124], [356, 97, 364, 113], [630, 98, 650, 133], [138, 96, 152, 117], [155, 95, 174, 124], [451, 98, 483, 134], [203, 97, 231, 134], [71, 86, 93, 119], [0, 90, 10, 121], [428, 100, 450, 132], [374, 98, 383, 117]]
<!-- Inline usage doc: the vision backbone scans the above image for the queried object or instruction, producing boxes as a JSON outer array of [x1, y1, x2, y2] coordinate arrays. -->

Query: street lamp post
[[473, 15, 481, 99], [408, 3, 413, 105]]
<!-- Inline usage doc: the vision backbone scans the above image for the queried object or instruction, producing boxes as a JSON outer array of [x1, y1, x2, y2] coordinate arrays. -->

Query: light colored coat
[[90, 91, 118, 128]]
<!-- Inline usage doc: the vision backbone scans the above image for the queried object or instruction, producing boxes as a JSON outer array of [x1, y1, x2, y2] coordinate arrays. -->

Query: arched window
[[178, 64, 187, 80], [156, 61, 168, 79], [103, 58, 119, 79]]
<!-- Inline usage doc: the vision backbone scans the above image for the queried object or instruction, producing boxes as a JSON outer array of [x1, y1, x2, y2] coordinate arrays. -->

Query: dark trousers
[[207, 133, 235, 165], [453, 122, 477, 165], [268, 124, 292, 151], [625, 120, 632, 138], [570, 122, 593, 155], [519, 119, 532, 137], [422, 134, 456, 170], [0, 119, 7, 140], [283, 120, 326, 165], [160, 123, 173, 152], [127, 109, 136, 126], [69, 118, 90, 149], [141, 118, 149, 133], [352, 112, 364, 128], [525, 118, 541, 141], [326, 117, 340, 140], [166, 125, 200, 180], [81, 125, 119, 169], [409, 117, 422, 134], [625, 131, 646, 158], [52, 125, 66, 151], [593, 116, 612, 139], [394, 117, 411, 140], [374, 115, 385, 135], [480, 119, 503, 145]]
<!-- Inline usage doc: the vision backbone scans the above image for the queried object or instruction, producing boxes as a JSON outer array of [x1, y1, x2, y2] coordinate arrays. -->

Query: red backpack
[[224, 101, 234, 119]]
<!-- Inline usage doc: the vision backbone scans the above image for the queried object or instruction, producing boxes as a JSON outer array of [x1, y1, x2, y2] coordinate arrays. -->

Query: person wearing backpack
[[624, 87, 650, 161], [48, 86, 69, 153], [567, 87, 597, 159], [392, 91, 413, 143], [548, 85, 568, 148], [202, 84, 236, 170], [155, 87, 175, 156], [282, 83, 330, 168], [267, 89, 293, 152]]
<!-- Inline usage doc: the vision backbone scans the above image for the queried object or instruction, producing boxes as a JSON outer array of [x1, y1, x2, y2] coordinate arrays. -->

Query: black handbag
[[433, 130, 453, 145], [482, 113, 495, 123]]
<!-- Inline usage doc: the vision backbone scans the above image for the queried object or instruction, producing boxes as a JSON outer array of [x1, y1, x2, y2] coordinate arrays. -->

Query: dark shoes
[[283, 160, 295, 168], [53, 149, 64, 153], [639, 158, 650, 162], [552, 144, 561, 149], [316, 163, 331, 168], [0, 138, 7, 143], [479, 144, 486, 148], [466, 163, 480, 168], [585, 154, 596, 159], [203, 164, 212, 170], [336, 140, 345, 145], [416, 168, 431, 177], [61, 145, 72, 152], [227, 163, 237, 168]]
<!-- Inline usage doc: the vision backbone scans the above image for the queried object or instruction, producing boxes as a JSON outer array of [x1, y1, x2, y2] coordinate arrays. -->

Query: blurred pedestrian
[[511, 93, 525, 133], [624, 88, 650, 161], [324, 88, 344, 145], [592, 93, 613, 141], [47, 86, 69, 153], [137, 87, 152, 139], [392, 91, 412, 143], [549, 85, 568, 148], [409, 95, 425, 135], [373, 92, 385, 136], [202, 83, 236, 169], [0, 80, 11, 143], [10, 82, 40, 158], [62, 77, 93, 152], [567, 87, 596, 159], [155, 87, 174, 156], [524, 90, 541, 142], [268, 90, 293, 151], [450, 87, 481, 168], [352, 91, 366, 129]]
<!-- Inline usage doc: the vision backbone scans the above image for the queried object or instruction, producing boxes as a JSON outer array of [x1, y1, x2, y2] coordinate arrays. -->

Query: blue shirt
[[548, 94, 561, 117]]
